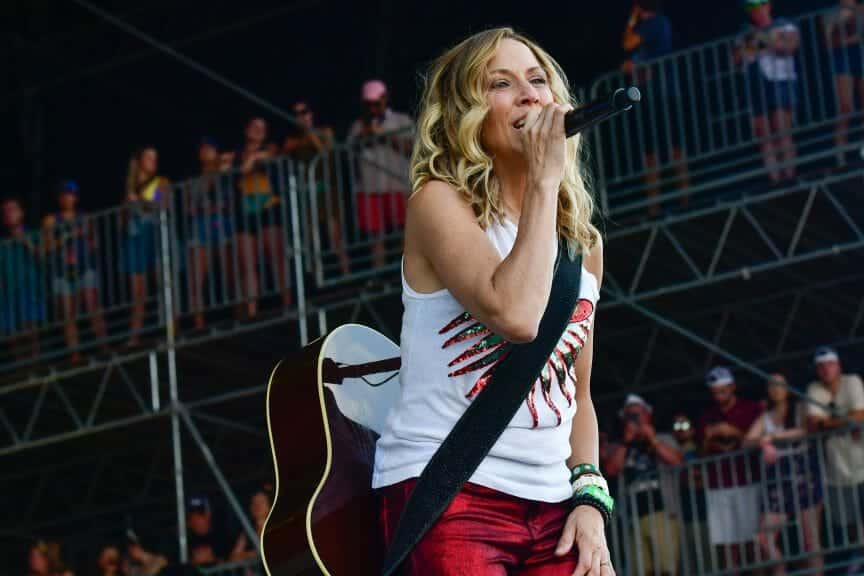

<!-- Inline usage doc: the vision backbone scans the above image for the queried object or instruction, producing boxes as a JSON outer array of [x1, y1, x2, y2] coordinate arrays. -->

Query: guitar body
[[261, 324, 401, 576]]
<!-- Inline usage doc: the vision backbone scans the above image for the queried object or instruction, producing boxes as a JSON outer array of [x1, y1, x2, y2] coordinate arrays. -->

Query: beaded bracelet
[[571, 484, 615, 526], [569, 463, 602, 484]]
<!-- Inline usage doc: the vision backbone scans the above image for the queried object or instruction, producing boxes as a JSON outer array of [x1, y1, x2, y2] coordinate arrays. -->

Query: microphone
[[564, 86, 641, 138]]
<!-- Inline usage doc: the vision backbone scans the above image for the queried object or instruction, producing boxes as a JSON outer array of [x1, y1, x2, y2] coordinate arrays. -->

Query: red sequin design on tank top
[[440, 299, 594, 428]]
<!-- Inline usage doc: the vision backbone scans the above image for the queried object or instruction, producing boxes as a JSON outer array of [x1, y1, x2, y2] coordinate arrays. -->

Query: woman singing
[[372, 28, 612, 575]]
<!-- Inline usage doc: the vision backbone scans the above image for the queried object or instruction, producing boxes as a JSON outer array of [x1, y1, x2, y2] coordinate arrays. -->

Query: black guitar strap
[[381, 245, 583, 576]]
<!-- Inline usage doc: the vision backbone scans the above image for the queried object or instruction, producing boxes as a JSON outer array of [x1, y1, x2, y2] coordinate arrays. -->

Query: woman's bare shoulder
[[583, 234, 604, 289]]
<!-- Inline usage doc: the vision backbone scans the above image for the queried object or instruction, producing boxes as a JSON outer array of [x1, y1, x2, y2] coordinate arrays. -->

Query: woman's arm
[[555, 238, 614, 572], [649, 435, 683, 466], [742, 413, 766, 447], [622, 6, 643, 52], [771, 427, 805, 441], [405, 105, 568, 342], [566, 237, 603, 470]]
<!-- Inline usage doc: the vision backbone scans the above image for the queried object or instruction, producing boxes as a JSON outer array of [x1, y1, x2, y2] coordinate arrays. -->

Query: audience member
[[27, 540, 74, 576], [235, 117, 291, 320], [603, 394, 683, 576], [825, 0, 864, 165], [186, 495, 224, 566], [95, 544, 123, 576], [738, 0, 800, 184], [185, 138, 236, 330], [670, 412, 709, 575], [43, 180, 109, 362], [123, 147, 171, 347], [621, 0, 689, 216], [284, 100, 350, 276], [347, 79, 413, 270], [696, 366, 762, 572], [229, 484, 273, 562], [671, 413, 697, 462], [806, 347, 864, 562], [744, 373, 823, 576], [1, 197, 44, 359]]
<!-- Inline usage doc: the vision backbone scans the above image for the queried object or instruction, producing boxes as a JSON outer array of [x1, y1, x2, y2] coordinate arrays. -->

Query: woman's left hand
[[555, 505, 615, 576]]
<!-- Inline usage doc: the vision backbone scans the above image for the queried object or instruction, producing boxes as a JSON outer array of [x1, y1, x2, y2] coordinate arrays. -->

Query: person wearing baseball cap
[[696, 366, 762, 563], [43, 178, 109, 363], [186, 494, 225, 566], [805, 346, 864, 541], [602, 393, 682, 575], [347, 79, 414, 270], [737, 0, 800, 185]]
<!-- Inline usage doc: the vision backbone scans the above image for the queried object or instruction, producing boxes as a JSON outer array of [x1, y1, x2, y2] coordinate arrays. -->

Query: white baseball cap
[[813, 346, 840, 365], [706, 366, 734, 388], [620, 393, 653, 414]]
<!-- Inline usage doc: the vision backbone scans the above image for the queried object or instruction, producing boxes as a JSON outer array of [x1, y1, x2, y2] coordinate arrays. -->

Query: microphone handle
[[564, 87, 640, 138]]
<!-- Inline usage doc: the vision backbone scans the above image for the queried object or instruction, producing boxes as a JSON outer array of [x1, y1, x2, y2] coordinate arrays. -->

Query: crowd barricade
[[609, 423, 864, 575], [305, 125, 413, 288], [0, 203, 172, 367], [589, 6, 864, 217]]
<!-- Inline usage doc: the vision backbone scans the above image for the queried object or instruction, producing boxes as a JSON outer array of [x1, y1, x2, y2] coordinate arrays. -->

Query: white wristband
[[571, 473, 609, 496]]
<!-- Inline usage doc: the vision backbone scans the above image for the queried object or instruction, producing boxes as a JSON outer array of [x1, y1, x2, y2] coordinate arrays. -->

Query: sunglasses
[[673, 420, 692, 432]]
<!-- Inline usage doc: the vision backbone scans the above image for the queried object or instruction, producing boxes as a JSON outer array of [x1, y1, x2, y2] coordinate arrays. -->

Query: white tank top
[[372, 218, 600, 502]]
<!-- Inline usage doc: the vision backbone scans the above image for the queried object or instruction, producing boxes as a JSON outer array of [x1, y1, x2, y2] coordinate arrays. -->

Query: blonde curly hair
[[410, 27, 600, 256]]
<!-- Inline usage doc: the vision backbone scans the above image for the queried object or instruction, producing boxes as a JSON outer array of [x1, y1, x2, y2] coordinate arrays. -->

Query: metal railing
[[6, 5, 864, 370], [0, 202, 173, 364], [199, 558, 263, 576], [0, 156, 308, 373], [305, 125, 413, 287], [0, 129, 416, 374], [608, 421, 864, 575], [590, 6, 864, 217]]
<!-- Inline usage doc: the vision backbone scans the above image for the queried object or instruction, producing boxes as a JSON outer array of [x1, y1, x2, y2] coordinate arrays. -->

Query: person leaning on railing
[[736, 0, 800, 185], [185, 138, 236, 331], [805, 346, 864, 570], [695, 366, 763, 572], [0, 196, 44, 361], [283, 100, 350, 277], [823, 0, 864, 166], [620, 0, 690, 217], [233, 117, 291, 320], [347, 79, 414, 271], [43, 180, 109, 362], [603, 394, 683, 576], [743, 373, 823, 576], [123, 147, 172, 348]]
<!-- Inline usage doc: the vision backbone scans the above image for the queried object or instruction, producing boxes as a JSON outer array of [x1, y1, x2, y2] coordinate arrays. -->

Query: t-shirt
[[348, 108, 414, 195], [807, 374, 864, 486], [738, 19, 799, 81], [45, 212, 94, 277], [633, 14, 673, 62], [696, 397, 762, 489], [622, 433, 680, 516]]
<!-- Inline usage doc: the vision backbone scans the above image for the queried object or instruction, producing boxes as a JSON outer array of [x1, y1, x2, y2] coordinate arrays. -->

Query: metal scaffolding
[[2, 164, 862, 565]]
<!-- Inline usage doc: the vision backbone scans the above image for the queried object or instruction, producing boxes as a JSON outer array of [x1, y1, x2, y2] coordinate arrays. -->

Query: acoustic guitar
[[261, 324, 401, 576]]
